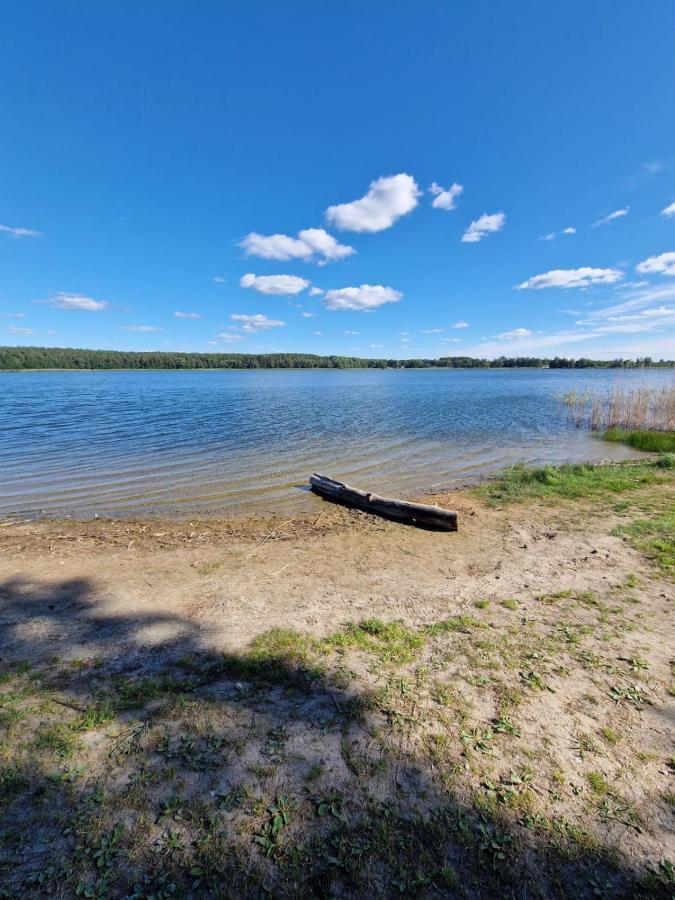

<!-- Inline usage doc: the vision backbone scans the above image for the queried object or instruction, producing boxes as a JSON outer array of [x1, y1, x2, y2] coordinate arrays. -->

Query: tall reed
[[560, 385, 675, 432]]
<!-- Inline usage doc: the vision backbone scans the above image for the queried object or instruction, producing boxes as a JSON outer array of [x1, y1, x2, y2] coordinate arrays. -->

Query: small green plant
[[491, 715, 521, 737], [586, 771, 609, 795], [253, 794, 299, 857], [473, 599, 490, 609]]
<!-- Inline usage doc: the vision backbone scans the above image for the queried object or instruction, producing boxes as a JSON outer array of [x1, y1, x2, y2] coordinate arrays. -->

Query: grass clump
[[324, 619, 425, 664], [613, 509, 675, 572], [586, 771, 610, 795], [604, 428, 675, 453], [477, 460, 666, 504]]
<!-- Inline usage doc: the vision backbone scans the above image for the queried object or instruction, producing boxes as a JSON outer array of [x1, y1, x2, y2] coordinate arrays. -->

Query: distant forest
[[1, 346, 674, 371]]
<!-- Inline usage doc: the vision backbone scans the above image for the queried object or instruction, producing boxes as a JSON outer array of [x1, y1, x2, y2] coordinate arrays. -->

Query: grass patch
[[324, 619, 425, 664], [476, 460, 668, 504], [604, 428, 675, 453], [613, 509, 675, 572]]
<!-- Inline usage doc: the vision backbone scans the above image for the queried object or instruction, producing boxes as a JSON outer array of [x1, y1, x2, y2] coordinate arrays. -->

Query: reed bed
[[561, 385, 675, 433]]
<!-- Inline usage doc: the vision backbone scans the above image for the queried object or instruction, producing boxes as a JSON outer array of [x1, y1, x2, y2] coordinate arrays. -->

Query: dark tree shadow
[[0, 576, 670, 898]]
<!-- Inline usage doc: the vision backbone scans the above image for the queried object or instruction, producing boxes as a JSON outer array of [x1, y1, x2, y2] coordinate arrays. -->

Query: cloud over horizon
[[322, 284, 403, 311]]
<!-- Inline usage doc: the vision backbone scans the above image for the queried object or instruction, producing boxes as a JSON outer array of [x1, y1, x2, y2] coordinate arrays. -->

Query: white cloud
[[122, 325, 162, 332], [174, 311, 202, 319], [344, 330, 359, 335], [592, 207, 629, 227], [516, 267, 624, 290], [214, 332, 244, 342], [563, 227, 576, 235], [239, 228, 354, 263], [496, 327, 533, 340], [1, 312, 25, 318], [466, 282, 675, 358], [213, 276, 226, 283], [301, 311, 315, 318], [636, 251, 675, 277], [661, 202, 675, 218], [6, 325, 34, 335], [326, 173, 420, 233], [441, 337, 461, 343], [461, 211, 505, 243], [230, 313, 285, 332], [420, 328, 445, 333], [540, 232, 557, 241], [322, 284, 402, 311], [240, 273, 310, 295], [369, 343, 384, 349], [309, 287, 324, 297], [401, 337, 410, 342], [43, 292, 109, 311], [452, 320, 468, 329], [0, 223, 42, 238], [428, 182, 463, 211], [313, 331, 323, 336]]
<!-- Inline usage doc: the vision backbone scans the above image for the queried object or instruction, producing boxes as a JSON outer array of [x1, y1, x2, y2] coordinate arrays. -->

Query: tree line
[[1, 346, 673, 371]]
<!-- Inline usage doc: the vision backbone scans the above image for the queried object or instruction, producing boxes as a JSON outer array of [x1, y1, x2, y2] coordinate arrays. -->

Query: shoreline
[[0, 452, 656, 529]]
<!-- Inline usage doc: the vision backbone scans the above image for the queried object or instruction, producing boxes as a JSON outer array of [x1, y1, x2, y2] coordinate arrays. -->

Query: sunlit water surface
[[1, 368, 672, 519]]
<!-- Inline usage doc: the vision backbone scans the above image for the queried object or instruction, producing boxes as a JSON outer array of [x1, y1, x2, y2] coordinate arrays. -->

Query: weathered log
[[309, 473, 458, 531]]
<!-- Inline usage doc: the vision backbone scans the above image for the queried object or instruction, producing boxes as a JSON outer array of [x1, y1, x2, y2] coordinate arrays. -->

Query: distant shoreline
[[2, 346, 674, 371]]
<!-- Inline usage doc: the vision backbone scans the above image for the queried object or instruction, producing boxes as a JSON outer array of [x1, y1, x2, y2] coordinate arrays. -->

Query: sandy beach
[[1, 460, 673, 896]]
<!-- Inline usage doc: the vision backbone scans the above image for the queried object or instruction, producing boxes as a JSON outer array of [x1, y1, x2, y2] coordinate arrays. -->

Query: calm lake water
[[1, 368, 672, 519]]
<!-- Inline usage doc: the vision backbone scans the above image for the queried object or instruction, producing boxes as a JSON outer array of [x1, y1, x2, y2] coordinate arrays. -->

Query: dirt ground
[[1, 484, 670, 659], [0, 473, 673, 897]]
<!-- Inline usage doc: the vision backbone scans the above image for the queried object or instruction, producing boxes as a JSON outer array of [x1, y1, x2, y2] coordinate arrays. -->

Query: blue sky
[[1, 0, 675, 360]]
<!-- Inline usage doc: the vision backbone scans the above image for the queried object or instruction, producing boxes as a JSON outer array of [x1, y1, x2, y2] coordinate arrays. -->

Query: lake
[[1, 368, 672, 519]]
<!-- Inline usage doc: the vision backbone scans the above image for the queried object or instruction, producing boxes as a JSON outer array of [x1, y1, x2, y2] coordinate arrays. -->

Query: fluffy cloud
[[661, 202, 675, 218], [428, 182, 463, 211], [325, 173, 420, 233], [230, 313, 285, 332], [592, 207, 629, 227], [322, 284, 402, 312], [240, 273, 310, 295], [309, 287, 324, 297], [496, 327, 533, 340], [452, 320, 469, 328], [344, 330, 359, 335], [301, 311, 315, 318], [563, 227, 576, 235], [122, 325, 162, 332], [636, 251, 675, 277], [174, 311, 202, 319], [0, 223, 42, 238], [420, 328, 445, 334], [6, 325, 34, 335], [43, 293, 109, 311], [516, 267, 624, 290], [461, 211, 505, 243], [540, 233, 556, 241], [213, 276, 226, 284], [239, 228, 354, 263]]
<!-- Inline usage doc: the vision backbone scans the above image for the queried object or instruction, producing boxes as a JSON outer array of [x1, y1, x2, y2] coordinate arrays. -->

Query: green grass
[[613, 510, 675, 572], [324, 618, 426, 664], [476, 459, 670, 504], [604, 428, 675, 453]]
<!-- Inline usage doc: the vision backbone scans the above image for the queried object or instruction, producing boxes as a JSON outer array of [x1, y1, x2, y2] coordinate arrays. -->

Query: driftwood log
[[309, 473, 458, 531]]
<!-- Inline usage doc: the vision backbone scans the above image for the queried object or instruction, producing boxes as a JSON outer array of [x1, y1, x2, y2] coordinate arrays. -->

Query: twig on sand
[[245, 518, 297, 559]]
